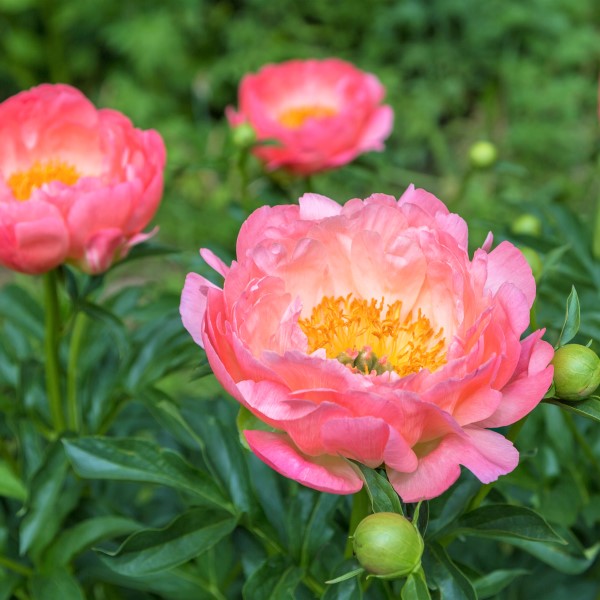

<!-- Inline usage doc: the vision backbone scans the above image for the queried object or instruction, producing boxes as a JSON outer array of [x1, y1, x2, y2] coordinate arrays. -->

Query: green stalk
[[344, 487, 370, 559], [0, 554, 33, 576], [43, 270, 64, 433], [67, 311, 87, 432]]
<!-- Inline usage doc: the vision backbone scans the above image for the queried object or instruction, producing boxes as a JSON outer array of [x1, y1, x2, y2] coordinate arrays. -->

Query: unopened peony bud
[[552, 344, 600, 401], [469, 141, 498, 169], [353, 512, 423, 579], [511, 214, 543, 237], [232, 122, 257, 148]]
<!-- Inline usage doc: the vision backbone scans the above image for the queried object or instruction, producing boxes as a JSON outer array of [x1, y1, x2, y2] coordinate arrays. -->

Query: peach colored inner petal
[[7, 159, 81, 201], [278, 105, 337, 129]]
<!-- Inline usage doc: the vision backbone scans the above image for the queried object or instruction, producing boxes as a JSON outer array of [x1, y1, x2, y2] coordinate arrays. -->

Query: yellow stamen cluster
[[298, 294, 446, 377], [8, 159, 81, 201], [278, 105, 337, 129]]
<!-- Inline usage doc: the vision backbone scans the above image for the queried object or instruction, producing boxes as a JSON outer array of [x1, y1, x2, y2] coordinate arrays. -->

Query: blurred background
[[1, 0, 598, 279]]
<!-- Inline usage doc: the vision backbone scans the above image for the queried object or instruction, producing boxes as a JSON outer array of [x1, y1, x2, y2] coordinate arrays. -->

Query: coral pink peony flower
[[227, 59, 393, 175], [0, 83, 165, 275], [181, 187, 554, 502]]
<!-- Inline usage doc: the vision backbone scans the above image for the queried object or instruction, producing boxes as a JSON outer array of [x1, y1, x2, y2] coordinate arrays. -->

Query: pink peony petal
[[244, 430, 363, 494]]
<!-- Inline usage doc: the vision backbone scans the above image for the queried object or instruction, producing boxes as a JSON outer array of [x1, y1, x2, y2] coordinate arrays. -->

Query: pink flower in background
[[227, 59, 393, 175], [0, 84, 165, 275], [181, 187, 553, 502]]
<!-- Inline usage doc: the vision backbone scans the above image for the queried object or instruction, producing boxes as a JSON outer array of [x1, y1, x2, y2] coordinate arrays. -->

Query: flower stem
[[0, 554, 33, 576], [67, 310, 87, 433], [344, 487, 370, 559], [43, 270, 64, 433]]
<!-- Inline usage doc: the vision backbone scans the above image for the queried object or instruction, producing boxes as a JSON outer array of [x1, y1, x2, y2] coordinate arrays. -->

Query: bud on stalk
[[552, 344, 600, 401], [352, 512, 424, 579]]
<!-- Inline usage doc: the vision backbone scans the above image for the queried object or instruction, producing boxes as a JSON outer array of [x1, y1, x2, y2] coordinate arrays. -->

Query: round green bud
[[512, 214, 543, 237], [519, 246, 543, 281], [353, 512, 424, 579], [232, 122, 256, 148], [468, 140, 498, 169], [552, 344, 600, 401]]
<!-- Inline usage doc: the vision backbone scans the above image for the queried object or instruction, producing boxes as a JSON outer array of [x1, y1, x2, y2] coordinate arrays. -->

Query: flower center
[[7, 159, 81, 201], [298, 294, 446, 377], [278, 105, 337, 129]]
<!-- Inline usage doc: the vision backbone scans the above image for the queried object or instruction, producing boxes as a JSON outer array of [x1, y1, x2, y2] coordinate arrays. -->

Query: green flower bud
[[468, 140, 498, 169], [353, 512, 424, 579], [511, 214, 543, 237], [519, 246, 543, 281], [232, 122, 256, 148], [552, 344, 600, 401]]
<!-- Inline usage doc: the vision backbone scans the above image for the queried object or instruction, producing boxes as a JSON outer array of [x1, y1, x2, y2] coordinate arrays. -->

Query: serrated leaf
[[42, 516, 140, 568], [30, 568, 85, 600], [546, 396, 600, 423], [451, 504, 564, 543], [242, 556, 303, 600], [556, 286, 580, 347], [62, 437, 232, 512], [356, 465, 403, 515], [471, 568, 529, 599], [0, 460, 26, 501], [423, 543, 477, 600], [98, 507, 237, 576]]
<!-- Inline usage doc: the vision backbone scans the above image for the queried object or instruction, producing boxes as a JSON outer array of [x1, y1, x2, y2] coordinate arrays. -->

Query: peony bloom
[[0, 83, 165, 275], [227, 58, 393, 175], [181, 187, 554, 502]]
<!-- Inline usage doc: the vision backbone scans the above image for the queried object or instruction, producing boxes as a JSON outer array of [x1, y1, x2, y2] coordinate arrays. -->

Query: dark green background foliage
[[1, 0, 600, 598]]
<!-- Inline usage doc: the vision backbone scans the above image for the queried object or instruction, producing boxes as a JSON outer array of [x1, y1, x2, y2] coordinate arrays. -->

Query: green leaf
[[0, 572, 20, 600], [30, 568, 85, 600], [300, 492, 341, 569], [356, 465, 403, 515], [0, 460, 26, 501], [62, 437, 231, 512], [401, 568, 431, 600], [237, 406, 277, 450], [556, 286, 580, 347], [242, 556, 303, 600], [98, 507, 238, 576], [423, 543, 477, 600], [471, 568, 529, 599], [79, 301, 129, 355], [546, 396, 600, 423], [492, 529, 600, 575], [184, 408, 257, 518], [42, 516, 140, 568], [142, 388, 207, 453], [20, 442, 69, 556], [451, 504, 564, 543]]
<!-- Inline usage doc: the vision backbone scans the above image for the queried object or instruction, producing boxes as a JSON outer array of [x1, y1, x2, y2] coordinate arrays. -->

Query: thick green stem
[[344, 487, 370, 559], [67, 311, 87, 432], [43, 270, 64, 433], [0, 554, 33, 576], [467, 415, 530, 513]]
